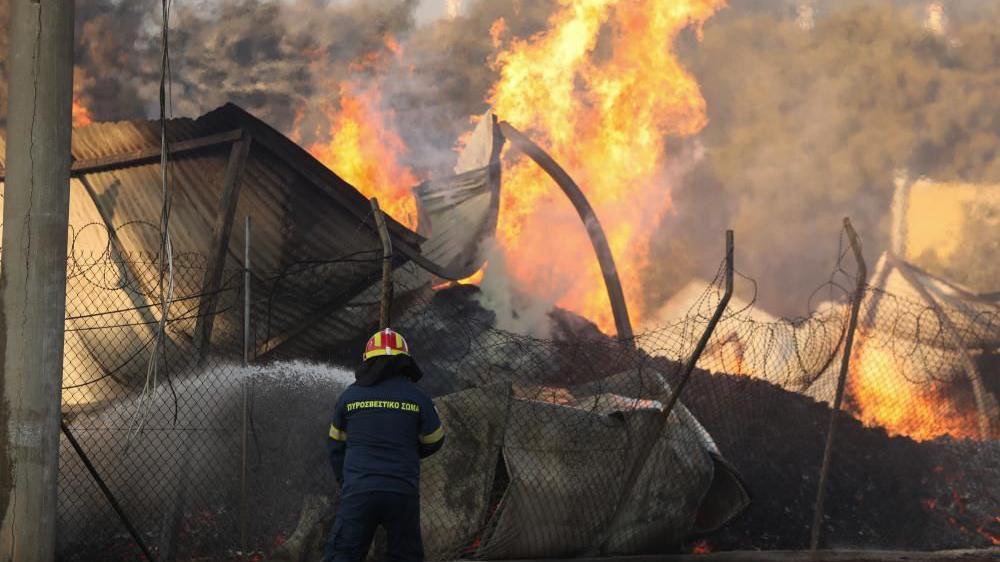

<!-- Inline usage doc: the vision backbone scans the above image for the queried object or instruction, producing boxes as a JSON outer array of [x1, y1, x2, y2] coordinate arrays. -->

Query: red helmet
[[363, 328, 411, 361]]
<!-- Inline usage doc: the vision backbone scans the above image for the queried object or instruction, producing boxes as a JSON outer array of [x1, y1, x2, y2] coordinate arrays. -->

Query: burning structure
[[645, 176, 1000, 444], [0, 102, 754, 559], [0, 98, 994, 560], [0, 0, 997, 559]]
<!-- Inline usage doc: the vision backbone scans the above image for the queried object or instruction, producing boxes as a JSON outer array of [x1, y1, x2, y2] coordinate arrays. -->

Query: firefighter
[[324, 328, 445, 562]]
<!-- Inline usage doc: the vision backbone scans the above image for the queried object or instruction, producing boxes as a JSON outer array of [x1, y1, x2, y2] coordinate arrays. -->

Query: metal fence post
[[62, 421, 155, 561], [370, 198, 394, 329], [810, 217, 866, 550], [240, 215, 251, 554], [589, 230, 734, 555], [660, 229, 735, 420], [244, 215, 252, 368]]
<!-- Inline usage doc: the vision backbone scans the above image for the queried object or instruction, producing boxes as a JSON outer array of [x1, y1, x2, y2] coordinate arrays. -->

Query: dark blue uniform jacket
[[327, 361, 444, 497]]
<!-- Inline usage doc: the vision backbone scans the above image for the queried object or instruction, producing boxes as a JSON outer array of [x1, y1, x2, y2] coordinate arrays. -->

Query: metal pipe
[[195, 137, 251, 362], [497, 122, 634, 341], [61, 422, 155, 561], [810, 217, 867, 551], [240, 381, 249, 554], [370, 198, 395, 329]]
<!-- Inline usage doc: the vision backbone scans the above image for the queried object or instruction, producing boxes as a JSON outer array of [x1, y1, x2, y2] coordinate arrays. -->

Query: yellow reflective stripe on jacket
[[419, 426, 444, 445], [329, 424, 346, 441]]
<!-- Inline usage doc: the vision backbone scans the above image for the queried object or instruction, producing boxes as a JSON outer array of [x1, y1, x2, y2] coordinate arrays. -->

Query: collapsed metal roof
[[0, 103, 501, 399]]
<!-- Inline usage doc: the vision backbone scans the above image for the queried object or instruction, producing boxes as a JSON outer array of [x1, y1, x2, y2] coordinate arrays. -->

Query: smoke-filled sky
[[414, 0, 452, 23], [653, 0, 1000, 314], [0, 0, 997, 321]]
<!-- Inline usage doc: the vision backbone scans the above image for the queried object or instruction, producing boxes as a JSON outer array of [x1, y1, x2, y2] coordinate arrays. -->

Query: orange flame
[[848, 339, 980, 441], [72, 95, 93, 128], [297, 6, 725, 334], [489, 17, 507, 49], [459, 263, 487, 285], [487, 0, 725, 333], [301, 36, 419, 229], [306, 82, 419, 229], [432, 264, 488, 292]]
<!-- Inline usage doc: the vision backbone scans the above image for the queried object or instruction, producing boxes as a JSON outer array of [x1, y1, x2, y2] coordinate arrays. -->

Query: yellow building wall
[[904, 180, 1000, 293]]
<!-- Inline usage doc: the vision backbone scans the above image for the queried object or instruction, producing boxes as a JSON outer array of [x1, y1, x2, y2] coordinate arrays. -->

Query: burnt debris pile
[[403, 282, 1000, 553], [681, 369, 1000, 551]]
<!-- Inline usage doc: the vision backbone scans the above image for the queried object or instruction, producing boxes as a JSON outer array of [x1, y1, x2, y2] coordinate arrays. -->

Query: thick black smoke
[[0, 0, 419, 133], [167, 0, 417, 134]]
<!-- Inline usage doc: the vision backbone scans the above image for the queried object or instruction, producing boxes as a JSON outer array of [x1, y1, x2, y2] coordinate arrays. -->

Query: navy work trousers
[[323, 491, 424, 562]]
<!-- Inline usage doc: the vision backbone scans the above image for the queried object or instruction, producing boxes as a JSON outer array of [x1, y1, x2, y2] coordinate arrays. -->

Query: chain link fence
[[61, 253, 248, 560], [54, 230, 999, 560]]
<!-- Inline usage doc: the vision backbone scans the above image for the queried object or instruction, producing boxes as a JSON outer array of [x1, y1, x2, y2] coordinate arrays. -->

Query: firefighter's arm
[[327, 438, 345, 483], [418, 398, 445, 458], [328, 396, 348, 483]]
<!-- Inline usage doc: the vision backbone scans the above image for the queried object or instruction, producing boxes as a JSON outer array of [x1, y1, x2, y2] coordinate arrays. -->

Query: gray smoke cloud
[[166, 0, 418, 135], [0, 0, 420, 135], [0, 0, 550, 171], [378, 0, 558, 176], [383, 0, 1000, 321], [474, 237, 557, 338], [649, 0, 1000, 316]]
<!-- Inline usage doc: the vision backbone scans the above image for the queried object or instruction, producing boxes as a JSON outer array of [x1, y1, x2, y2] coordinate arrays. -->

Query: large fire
[[306, 82, 419, 229], [487, 0, 725, 332], [303, 36, 419, 229], [235, 4, 989, 443], [298, 2, 723, 334], [848, 338, 981, 441]]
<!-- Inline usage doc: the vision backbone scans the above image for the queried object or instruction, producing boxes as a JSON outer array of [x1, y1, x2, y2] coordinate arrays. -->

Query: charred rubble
[[411, 285, 1000, 552]]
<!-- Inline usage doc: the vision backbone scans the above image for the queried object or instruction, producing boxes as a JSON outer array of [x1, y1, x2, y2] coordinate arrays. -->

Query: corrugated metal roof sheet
[[0, 103, 444, 405], [414, 110, 503, 279]]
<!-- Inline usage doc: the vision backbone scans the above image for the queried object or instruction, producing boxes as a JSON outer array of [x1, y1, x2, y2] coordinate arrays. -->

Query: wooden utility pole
[[0, 1, 76, 560]]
